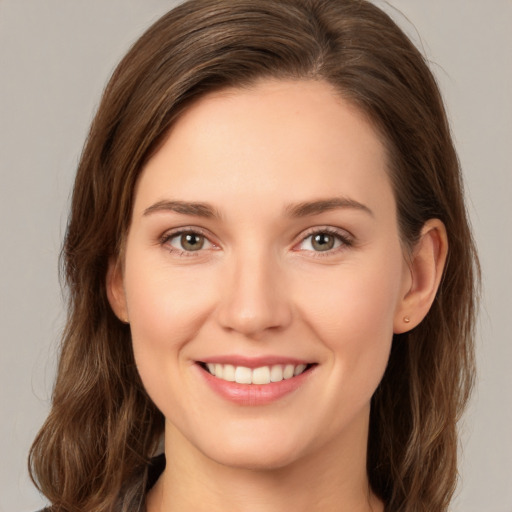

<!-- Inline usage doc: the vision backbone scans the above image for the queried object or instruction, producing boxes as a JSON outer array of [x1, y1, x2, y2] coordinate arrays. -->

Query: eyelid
[[158, 224, 354, 257], [160, 226, 219, 255], [293, 226, 354, 255]]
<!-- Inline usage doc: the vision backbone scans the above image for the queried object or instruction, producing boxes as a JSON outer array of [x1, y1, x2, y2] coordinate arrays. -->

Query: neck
[[147, 415, 383, 512]]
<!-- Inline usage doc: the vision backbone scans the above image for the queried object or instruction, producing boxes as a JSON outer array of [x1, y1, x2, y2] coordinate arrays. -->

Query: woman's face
[[111, 80, 412, 469]]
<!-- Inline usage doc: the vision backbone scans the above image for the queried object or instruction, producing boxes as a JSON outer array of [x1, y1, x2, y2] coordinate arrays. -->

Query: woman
[[29, 0, 479, 511]]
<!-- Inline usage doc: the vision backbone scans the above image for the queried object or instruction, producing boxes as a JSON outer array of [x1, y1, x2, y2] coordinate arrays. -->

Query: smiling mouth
[[197, 362, 315, 385]]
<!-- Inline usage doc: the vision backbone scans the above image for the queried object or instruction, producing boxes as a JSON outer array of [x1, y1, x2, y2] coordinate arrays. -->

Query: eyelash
[[160, 227, 216, 257], [295, 227, 354, 257], [160, 226, 354, 257]]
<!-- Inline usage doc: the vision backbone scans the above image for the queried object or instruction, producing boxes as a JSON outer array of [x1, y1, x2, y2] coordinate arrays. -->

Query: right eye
[[162, 230, 215, 254]]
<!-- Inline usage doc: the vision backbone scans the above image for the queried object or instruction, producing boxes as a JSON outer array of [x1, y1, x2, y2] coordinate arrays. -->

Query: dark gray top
[[35, 454, 166, 512]]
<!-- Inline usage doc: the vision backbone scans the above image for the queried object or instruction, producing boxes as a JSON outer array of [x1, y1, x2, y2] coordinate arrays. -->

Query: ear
[[106, 257, 129, 323], [394, 219, 448, 333]]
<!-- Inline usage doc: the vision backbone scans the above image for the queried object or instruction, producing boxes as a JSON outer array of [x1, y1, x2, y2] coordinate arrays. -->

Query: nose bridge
[[216, 243, 291, 337]]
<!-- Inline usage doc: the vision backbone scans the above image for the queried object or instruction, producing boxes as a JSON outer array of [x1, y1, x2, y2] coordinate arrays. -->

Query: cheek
[[122, 250, 217, 388], [295, 253, 404, 389], [125, 250, 213, 340], [299, 259, 402, 337], [123, 260, 217, 421]]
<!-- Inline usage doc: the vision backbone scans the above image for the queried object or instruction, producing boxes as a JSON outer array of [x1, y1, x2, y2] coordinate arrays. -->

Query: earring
[[403, 316, 411, 323]]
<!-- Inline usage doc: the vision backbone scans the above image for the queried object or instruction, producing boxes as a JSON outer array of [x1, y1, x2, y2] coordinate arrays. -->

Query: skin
[[108, 79, 447, 512]]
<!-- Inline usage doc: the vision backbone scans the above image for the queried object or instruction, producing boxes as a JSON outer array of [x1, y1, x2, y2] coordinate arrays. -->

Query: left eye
[[167, 232, 214, 252], [298, 231, 345, 252]]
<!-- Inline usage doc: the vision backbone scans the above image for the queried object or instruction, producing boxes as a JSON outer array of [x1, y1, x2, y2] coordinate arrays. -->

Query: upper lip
[[197, 355, 314, 368]]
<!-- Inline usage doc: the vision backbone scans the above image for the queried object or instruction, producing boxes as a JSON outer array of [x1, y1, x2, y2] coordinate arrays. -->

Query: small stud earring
[[403, 316, 411, 323]]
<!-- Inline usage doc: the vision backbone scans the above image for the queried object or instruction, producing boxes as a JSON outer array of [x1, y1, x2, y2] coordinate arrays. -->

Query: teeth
[[204, 363, 309, 384], [252, 366, 270, 385], [235, 366, 252, 384], [294, 364, 307, 376], [223, 364, 236, 382], [270, 365, 283, 382], [283, 364, 295, 379]]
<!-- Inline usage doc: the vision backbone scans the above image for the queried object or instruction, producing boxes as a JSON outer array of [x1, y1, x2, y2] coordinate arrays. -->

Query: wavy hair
[[29, 1, 479, 511]]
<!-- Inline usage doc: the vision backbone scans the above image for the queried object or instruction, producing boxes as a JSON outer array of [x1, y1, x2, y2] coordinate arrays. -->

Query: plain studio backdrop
[[0, 1, 510, 511]]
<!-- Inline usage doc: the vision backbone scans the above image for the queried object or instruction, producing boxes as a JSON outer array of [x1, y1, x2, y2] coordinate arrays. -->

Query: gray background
[[1, 1, 510, 511]]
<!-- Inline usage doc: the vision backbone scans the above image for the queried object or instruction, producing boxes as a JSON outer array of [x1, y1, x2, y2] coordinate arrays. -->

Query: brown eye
[[311, 233, 335, 251], [166, 231, 213, 253], [297, 229, 348, 253], [179, 232, 205, 251]]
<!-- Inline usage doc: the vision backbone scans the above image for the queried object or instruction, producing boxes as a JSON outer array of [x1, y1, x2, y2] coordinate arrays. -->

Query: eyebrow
[[143, 200, 220, 218], [143, 196, 373, 219], [285, 197, 374, 218]]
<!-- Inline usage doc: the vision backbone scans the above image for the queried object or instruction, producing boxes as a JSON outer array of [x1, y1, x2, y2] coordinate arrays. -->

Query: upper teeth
[[205, 363, 308, 385]]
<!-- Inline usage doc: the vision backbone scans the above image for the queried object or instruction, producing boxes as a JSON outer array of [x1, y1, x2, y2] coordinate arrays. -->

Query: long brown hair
[[29, 1, 479, 511]]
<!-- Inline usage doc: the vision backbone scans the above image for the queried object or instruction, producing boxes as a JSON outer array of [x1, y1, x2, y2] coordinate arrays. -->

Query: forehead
[[135, 79, 394, 219]]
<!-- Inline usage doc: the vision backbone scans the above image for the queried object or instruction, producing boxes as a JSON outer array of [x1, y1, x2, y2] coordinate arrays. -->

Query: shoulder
[[30, 456, 165, 512]]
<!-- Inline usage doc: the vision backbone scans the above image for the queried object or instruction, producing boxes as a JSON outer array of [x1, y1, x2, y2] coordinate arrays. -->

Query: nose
[[215, 249, 293, 338]]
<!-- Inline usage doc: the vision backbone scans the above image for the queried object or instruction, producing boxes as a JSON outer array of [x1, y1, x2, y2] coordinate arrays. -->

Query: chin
[[207, 445, 302, 471], [194, 426, 309, 471]]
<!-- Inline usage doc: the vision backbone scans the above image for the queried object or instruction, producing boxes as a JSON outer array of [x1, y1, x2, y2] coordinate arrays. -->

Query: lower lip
[[196, 364, 315, 406]]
